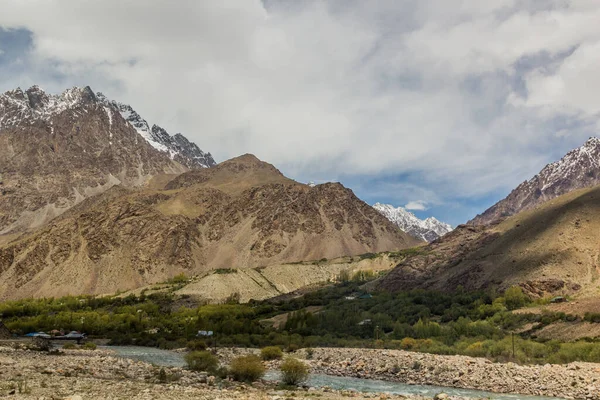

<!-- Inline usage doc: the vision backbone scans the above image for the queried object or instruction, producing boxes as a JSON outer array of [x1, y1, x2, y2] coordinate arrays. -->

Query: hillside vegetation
[[3, 274, 600, 365]]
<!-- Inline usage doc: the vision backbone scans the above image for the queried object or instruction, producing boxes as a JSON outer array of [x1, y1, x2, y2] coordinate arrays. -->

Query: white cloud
[[1, 0, 599, 209], [405, 200, 428, 211]]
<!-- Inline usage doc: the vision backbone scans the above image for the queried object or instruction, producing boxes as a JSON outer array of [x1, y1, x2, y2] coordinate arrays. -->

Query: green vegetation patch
[[2, 281, 598, 365], [214, 268, 237, 274]]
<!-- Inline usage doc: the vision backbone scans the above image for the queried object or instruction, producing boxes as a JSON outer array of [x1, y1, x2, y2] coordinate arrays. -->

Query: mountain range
[[379, 137, 600, 298], [0, 154, 419, 299], [0, 86, 420, 299], [372, 203, 452, 242], [3, 84, 600, 302]]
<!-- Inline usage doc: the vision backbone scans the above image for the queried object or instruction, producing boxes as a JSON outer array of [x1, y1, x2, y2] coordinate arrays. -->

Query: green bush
[[82, 342, 97, 350], [62, 343, 77, 350], [214, 268, 237, 274], [261, 346, 283, 360], [185, 351, 219, 373], [351, 270, 376, 282], [280, 357, 309, 386], [305, 348, 314, 359], [504, 286, 529, 310], [169, 273, 189, 284], [229, 354, 265, 382], [187, 340, 207, 351]]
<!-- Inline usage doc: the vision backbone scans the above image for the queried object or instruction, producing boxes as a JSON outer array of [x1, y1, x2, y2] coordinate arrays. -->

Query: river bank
[[0, 345, 438, 400], [1, 344, 596, 399], [297, 347, 600, 399]]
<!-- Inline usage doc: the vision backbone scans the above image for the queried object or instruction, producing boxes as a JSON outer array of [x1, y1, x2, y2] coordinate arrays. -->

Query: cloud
[[1, 1, 599, 222], [405, 200, 428, 211]]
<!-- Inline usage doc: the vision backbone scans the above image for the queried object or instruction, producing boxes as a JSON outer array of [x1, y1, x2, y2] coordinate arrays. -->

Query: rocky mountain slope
[[373, 203, 452, 242], [0, 85, 214, 234], [96, 92, 215, 170], [0, 154, 420, 300], [378, 184, 600, 298], [470, 137, 600, 225]]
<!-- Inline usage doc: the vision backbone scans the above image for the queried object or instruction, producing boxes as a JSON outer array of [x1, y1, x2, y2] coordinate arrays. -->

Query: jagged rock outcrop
[[97, 93, 215, 170]]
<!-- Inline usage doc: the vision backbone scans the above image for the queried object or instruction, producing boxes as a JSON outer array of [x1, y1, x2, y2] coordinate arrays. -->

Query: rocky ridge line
[[470, 137, 600, 225]]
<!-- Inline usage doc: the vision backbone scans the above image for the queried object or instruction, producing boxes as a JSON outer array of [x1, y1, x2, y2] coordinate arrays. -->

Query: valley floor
[[1, 345, 599, 399]]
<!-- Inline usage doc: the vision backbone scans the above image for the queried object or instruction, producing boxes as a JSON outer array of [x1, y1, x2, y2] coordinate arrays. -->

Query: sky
[[1, 0, 599, 226]]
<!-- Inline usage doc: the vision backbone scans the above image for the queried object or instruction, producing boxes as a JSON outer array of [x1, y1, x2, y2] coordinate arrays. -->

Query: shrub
[[158, 368, 168, 383], [280, 357, 309, 386], [261, 346, 283, 360], [169, 273, 189, 284], [287, 343, 299, 353], [337, 269, 350, 283], [156, 367, 181, 383], [82, 342, 97, 350], [400, 337, 417, 350], [62, 343, 77, 350], [305, 348, 314, 360], [185, 351, 219, 373], [214, 268, 236, 274], [28, 337, 51, 352], [215, 366, 229, 379], [187, 340, 207, 351], [352, 270, 376, 282], [229, 354, 265, 382]]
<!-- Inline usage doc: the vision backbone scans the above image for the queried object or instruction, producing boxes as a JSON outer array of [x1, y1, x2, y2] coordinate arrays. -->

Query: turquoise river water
[[104, 346, 564, 400]]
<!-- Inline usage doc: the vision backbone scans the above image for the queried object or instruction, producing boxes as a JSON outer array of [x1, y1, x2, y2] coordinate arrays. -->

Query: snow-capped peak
[[96, 92, 215, 169], [470, 136, 600, 225], [373, 202, 452, 242], [1, 86, 216, 169]]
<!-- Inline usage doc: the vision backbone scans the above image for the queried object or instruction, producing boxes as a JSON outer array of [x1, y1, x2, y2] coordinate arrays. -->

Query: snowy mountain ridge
[[470, 136, 600, 225], [0, 85, 215, 169], [373, 203, 452, 242]]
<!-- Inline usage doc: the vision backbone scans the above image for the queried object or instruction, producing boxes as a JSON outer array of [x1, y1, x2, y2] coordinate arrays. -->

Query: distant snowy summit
[[373, 203, 452, 242], [0, 85, 215, 169]]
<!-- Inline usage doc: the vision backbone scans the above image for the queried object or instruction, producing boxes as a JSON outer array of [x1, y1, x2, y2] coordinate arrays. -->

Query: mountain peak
[[226, 153, 261, 164], [373, 203, 452, 242], [95, 92, 216, 169], [0, 84, 215, 170], [216, 154, 282, 177], [470, 136, 600, 225]]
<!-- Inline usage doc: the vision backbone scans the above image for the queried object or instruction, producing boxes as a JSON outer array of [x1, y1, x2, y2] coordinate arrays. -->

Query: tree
[[504, 286, 529, 310]]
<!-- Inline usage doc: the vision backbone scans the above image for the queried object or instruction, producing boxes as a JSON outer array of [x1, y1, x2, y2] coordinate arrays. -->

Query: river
[[104, 346, 564, 400]]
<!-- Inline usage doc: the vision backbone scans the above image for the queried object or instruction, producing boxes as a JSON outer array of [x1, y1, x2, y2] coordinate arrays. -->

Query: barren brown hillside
[[379, 185, 600, 297], [0, 86, 202, 235], [0, 154, 420, 300]]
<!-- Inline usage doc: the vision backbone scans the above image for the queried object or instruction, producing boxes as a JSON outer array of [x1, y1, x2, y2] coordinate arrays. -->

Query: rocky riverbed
[[298, 347, 600, 399], [1, 344, 598, 399], [0, 345, 444, 400]]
